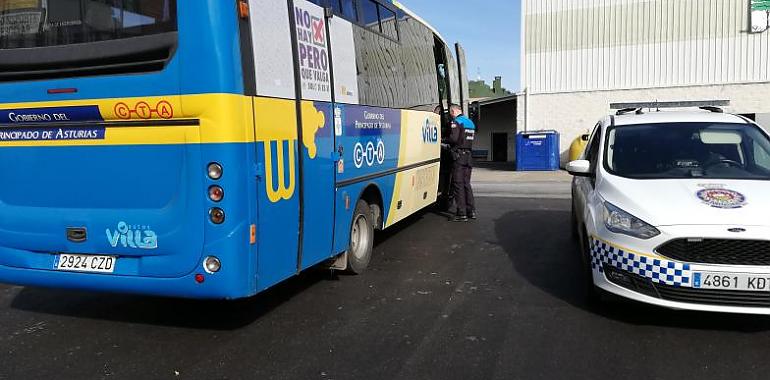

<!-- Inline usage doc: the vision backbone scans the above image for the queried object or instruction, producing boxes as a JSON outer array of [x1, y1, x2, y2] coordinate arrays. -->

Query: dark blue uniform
[[446, 114, 476, 219]]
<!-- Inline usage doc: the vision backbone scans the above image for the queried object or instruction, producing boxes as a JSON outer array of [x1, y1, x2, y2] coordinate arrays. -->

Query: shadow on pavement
[[373, 211, 425, 245], [10, 269, 334, 331], [9, 211, 428, 331], [494, 204, 770, 332]]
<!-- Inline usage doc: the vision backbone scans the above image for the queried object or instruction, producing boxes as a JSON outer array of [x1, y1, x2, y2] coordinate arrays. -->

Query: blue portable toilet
[[516, 130, 560, 171]]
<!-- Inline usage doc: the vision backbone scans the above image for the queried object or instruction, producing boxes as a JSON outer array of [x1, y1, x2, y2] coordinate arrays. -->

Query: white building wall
[[521, 0, 770, 164], [526, 82, 770, 162], [524, 0, 770, 94]]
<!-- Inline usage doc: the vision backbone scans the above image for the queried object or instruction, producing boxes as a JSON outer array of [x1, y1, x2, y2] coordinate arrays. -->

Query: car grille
[[654, 284, 770, 307], [656, 238, 770, 266], [604, 264, 770, 308]]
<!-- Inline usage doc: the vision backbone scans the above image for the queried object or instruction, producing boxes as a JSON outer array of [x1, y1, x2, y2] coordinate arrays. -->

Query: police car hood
[[599, 176, 770, 227]]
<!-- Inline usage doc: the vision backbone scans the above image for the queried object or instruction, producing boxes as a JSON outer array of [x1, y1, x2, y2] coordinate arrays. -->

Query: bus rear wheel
[[346, 200, 374, 274]]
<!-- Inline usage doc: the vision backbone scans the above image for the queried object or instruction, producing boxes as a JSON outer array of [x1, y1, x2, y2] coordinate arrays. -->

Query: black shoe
[[468, 211, 477, 220], [452, 215, 469, 222]]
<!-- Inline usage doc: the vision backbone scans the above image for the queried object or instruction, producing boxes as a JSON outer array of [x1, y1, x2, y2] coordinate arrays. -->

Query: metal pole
[[521, 0, 528, 133]]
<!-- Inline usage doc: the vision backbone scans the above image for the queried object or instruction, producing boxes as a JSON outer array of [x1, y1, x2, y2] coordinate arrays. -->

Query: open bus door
[[456, 43, 470, 116], [434, 38, 453, 211]]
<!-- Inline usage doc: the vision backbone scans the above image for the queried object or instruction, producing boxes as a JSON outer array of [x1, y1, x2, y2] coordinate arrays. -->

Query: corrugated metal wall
[[524, 0, 770, 94]]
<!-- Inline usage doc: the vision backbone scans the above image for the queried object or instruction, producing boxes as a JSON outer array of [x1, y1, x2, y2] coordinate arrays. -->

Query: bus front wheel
[[347, 200, 374, 274]]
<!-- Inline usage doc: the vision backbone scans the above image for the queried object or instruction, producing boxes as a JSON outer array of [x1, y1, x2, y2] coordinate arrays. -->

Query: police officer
[[445, 104, 476, 222]]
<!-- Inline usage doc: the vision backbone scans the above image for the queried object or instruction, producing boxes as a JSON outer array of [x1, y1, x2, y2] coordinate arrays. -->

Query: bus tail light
[[207, 162, 223, 180], [204, 256, 222, 274], [209, 208, 225, 224], [208, 186, 224, 202]]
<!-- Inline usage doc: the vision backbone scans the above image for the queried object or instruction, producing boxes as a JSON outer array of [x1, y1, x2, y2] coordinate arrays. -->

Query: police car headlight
[[602, 202, 660, 240]]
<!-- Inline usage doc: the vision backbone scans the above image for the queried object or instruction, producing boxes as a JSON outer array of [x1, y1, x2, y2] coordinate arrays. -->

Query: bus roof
[[390, 0, 449, 48]]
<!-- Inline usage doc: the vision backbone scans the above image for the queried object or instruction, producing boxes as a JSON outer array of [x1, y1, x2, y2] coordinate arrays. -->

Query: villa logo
[[106, 221, 158, 249], [422, 118, 439, 144]]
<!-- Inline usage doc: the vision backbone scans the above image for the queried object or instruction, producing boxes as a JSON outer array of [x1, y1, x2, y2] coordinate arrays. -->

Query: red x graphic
[[312, 19, 325, 44]]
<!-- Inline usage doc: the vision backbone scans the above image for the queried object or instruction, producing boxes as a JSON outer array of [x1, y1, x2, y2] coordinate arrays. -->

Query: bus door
[[291, 0, 337, 271], [247, 0, 335, 287], [455, 43, 470, 116], [434, 38, 453, 209]]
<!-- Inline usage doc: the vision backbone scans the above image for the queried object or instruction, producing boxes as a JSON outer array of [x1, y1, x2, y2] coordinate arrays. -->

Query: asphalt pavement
[[1, 169, 769, 380]]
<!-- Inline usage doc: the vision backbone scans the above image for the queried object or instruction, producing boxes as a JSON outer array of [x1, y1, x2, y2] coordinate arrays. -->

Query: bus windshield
[[0, 0, 177, 49]]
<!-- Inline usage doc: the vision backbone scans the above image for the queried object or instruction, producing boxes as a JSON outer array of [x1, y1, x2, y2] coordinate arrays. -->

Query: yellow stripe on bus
[[0, 93, 258, 147]]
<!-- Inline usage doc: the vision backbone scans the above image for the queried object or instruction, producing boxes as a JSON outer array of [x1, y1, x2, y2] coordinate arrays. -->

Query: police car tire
[[346, 200, 374, 274], [570, 202, 579, 240]]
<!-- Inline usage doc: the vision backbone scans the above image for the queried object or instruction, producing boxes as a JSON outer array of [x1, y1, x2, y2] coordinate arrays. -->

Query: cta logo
[[422, 118, 439, 144], [354, 140, 385, 168], [114, 100, 174, 120]]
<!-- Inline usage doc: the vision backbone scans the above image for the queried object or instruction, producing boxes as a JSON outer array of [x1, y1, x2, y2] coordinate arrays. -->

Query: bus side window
[[341, 0, 358, 21], [379, 4, 398, 40], [361, 0, 381, 32], [330, 0, 343, 14], [354, 2, 439, 111]]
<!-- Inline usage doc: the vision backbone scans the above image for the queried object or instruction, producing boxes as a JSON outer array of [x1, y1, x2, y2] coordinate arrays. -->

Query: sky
[[404, 0, 522, 92]]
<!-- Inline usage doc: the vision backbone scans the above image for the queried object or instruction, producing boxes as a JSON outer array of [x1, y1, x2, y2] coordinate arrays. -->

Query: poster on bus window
[[0, 0, 43, 37], [294, 0, 332, 102]]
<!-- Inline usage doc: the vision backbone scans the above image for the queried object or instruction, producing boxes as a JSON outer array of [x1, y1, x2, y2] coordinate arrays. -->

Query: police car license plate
[[56, 254, 116, 274], [693, 272, 770, 292]]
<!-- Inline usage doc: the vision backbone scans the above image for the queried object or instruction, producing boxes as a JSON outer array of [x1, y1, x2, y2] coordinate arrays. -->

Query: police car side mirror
[[567, 160, 593, 177]]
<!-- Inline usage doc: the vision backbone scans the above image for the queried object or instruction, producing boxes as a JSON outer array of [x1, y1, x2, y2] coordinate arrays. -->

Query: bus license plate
[[693, 272, 770, 292], [56, 254, 116, 274]]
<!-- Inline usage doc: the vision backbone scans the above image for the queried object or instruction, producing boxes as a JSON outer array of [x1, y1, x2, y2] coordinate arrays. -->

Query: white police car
[[569, 101, 770, 314]]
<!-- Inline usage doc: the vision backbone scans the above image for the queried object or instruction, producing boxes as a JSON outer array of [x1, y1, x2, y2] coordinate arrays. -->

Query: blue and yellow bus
[[0, 0, 466, 299]]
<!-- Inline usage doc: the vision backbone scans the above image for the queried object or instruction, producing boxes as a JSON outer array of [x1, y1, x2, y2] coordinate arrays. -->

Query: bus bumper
[[0, 264, 255, 300]]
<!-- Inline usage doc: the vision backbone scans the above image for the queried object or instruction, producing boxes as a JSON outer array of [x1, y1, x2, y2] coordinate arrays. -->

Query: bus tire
[[346, 200, 374, 274]]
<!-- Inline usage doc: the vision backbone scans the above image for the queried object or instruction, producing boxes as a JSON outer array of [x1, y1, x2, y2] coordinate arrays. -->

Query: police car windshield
[[0, 0, 176, 49], [605, 122, 770, 180]]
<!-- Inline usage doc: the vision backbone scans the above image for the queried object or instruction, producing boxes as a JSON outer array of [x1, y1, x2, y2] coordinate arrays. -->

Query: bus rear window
[[0, 0, 177, 49]]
